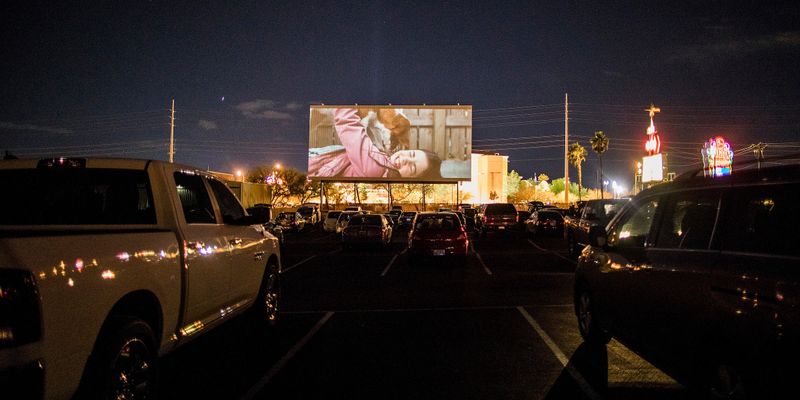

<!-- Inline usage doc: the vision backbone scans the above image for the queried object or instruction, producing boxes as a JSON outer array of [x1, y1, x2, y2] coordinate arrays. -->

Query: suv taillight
[[0, 270, 42, 348]]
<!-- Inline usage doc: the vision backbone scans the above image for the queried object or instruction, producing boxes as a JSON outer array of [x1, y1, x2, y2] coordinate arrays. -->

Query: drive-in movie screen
[[308, 105, 472, 182]]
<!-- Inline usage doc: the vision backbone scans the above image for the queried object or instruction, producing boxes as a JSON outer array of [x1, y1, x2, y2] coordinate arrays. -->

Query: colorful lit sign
[[702, 136, 733, 177], [645, 133, 661, 155], [644, 104, 662, 156]]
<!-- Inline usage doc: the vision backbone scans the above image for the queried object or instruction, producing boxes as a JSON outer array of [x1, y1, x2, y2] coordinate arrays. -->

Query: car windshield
[[414, 214, 461, 230], [338, 213, 354, 222], [326, 211, 341, 219]]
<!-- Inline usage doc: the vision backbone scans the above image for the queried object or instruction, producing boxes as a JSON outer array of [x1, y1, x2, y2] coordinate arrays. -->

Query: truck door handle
[[229, 238, 243, 246]]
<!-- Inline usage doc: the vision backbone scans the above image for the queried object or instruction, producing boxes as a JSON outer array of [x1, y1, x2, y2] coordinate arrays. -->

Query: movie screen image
[[308, 105, 472, 182]]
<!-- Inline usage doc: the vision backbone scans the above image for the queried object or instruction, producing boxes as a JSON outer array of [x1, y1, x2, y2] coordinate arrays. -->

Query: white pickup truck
[[0, 158, 282, 399]]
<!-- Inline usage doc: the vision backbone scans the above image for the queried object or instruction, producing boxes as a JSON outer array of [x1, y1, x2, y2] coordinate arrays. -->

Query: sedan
[[397, 211, 417, 228], [407, 212, 469, 264], [341, 214, 393, 250], [323, 210, 342, 232], [525, 209, 564, 236]]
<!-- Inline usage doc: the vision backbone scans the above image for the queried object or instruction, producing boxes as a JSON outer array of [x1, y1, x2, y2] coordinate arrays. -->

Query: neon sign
[[702, 136, 733, 177], [644, 104, 661, 155]]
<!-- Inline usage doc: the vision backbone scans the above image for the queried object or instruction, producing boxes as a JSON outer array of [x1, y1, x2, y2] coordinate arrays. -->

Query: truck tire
[[252, 261, 281, 326], [79, 317, 158, 400]]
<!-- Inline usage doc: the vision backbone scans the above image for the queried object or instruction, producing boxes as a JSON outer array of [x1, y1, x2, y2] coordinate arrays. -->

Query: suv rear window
[[484, 203, 517, 216], [414, 214, 462, 230], [0, 169, 155, 225]]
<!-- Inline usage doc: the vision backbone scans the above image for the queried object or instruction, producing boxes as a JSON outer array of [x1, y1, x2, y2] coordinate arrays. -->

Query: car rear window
[[538, 211, 563, 220], [414, 214, 461, 230], [484, 204, 517, 216], [327, 211, 341, 219], [349, 215, 383, 225], [0, 168, 156, 225]]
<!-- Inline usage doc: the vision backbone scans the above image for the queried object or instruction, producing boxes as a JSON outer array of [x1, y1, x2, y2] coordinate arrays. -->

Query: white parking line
[[282, 255, 317, 273], [470, 244, 493, 276], [381, 254, 399, 277], [240, 312, 334, 400], [517, 307, 602, 400], [528, 239, 577, 265]]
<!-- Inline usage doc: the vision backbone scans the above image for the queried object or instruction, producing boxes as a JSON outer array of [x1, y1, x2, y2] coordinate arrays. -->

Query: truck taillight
[[0, 270, 42, 348]]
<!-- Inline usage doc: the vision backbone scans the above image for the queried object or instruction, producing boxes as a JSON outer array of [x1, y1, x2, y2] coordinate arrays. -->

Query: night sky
[[2, 1, 799, 190]]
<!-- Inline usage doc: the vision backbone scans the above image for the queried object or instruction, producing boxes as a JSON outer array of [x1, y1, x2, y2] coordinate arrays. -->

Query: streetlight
[[235, 169, 244, 182]]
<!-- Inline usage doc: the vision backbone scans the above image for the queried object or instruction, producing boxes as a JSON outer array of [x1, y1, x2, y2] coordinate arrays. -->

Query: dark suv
[[476, 203, 518, 237], [574, 164, 800, 398]]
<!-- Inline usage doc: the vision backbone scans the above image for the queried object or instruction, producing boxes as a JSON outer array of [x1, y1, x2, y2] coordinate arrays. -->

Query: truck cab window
[[174, 172, 216, 224], [208, 179, 245, 224]]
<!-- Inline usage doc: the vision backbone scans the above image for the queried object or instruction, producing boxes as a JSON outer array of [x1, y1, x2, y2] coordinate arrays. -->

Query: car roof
[[637, 164, 800, 200]]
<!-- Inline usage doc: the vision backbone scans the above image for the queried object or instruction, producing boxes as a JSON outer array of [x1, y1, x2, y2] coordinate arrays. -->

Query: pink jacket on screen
[[308, 108, 393, 178]]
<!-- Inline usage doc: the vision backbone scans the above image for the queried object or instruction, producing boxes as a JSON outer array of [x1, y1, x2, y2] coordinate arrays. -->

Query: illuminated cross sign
[[702, 136, 733, 177]]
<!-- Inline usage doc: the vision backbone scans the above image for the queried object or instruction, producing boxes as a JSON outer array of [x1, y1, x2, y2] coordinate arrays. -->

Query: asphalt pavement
[[157, 225, 698, 400]]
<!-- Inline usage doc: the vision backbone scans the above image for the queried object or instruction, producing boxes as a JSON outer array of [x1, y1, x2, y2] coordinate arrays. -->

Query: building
[[459, 151, 508, 204]]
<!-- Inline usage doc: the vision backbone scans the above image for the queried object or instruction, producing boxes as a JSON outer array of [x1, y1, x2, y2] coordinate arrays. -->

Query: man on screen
[[308, 108, 441, 179]]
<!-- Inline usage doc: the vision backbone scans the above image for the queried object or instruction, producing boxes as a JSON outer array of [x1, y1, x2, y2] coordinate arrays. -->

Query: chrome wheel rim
[[110, 337, 152, 400], [264, 268, 279, 323]]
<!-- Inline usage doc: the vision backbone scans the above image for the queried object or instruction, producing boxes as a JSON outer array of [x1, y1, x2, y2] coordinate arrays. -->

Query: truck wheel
[[253, 261, 281, 326], [79, 317, 158, 400]]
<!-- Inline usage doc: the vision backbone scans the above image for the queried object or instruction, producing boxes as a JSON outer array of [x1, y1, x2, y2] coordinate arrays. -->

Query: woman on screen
[[308, 108, 441, 179]]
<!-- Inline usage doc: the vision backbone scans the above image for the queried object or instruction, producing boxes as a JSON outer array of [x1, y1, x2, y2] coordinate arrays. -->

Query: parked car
[[323, 210, 342, 232], [407, 212, 469, 263], [296, 204, 320, 225], [276, 211, 305, 232], [341, 214, 393, 250], [475, 203, 519, 237], [526, 201, 545, 213], [397, 211, 418, 228], [335, 210, 361, 234], [525, 209, 564, 236], [516, 210, 531, 231], [462, 207, 477, 229], [574, 163, 800, 398], [247, 204, 284, 244], [451, 210, 467, 228], [564, 198, 628, 257], [387, 209, 402, 224], [0, 157, 281, 399]]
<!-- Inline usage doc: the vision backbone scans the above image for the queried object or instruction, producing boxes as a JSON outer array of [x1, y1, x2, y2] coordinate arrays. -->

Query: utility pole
[[564, 93, 569, 206], [169, 99, 175, 163]]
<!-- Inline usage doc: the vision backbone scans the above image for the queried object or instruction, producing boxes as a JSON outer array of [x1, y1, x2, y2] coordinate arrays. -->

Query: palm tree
[[568, 142, 587, 201], [590, 131, 609, 199]]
